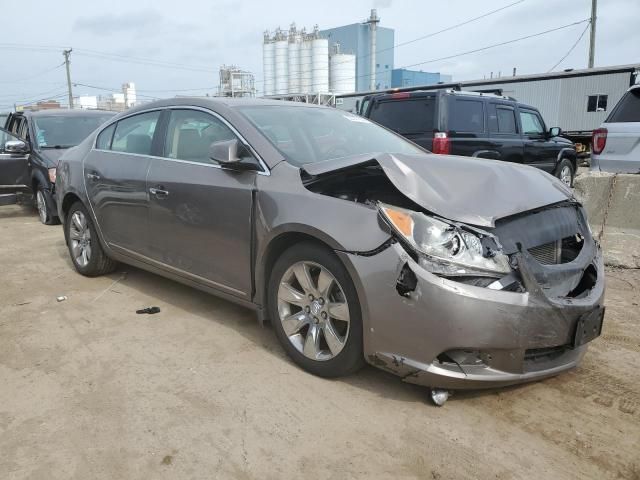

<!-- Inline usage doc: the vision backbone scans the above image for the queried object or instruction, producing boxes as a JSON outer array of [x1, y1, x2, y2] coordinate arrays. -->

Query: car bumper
[[339, 242, 605, 390]]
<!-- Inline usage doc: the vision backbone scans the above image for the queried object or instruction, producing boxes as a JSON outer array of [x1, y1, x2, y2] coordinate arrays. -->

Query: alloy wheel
[[36, 190, 47, 224], [560, 166, 572, 187], [277, 261, 350, 361], [69, 211, 92, 267]]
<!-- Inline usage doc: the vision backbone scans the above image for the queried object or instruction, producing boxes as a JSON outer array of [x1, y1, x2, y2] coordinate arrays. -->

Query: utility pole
[[63, 49, 74, 109], [588, 0, 597, 68]]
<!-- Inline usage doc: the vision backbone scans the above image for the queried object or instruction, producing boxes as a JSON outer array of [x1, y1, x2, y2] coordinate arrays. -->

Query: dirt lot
[[1, 205, 639, 480]]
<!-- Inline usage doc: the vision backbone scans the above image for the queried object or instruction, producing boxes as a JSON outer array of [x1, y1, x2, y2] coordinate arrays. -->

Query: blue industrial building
[[391, 69, 453, 88], [320, 23, 395, 92]]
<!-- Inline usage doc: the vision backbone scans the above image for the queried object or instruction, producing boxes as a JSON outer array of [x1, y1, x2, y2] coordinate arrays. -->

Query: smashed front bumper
[[339, 238, 605, 390]]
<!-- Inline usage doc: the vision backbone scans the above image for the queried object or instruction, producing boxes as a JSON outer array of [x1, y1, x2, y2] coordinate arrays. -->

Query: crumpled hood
[[302, 152, 573, 227]]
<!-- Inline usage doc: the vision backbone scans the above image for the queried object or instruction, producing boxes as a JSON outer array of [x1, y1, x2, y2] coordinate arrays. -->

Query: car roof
[[122, 97, 326, 116], [18, 109, 115, 118]]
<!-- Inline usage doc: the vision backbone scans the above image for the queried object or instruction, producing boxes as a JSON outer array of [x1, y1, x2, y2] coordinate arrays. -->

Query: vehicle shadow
[[50, 243, 527, 407]]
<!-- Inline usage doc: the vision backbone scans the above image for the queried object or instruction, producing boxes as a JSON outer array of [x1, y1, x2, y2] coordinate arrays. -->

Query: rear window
[[606, 89, 640, 123], [449, 99, 484, 133], [369, 98, 435, 135]]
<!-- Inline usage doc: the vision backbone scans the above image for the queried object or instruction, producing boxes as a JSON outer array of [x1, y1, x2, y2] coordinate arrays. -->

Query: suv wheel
[[65, 201, 117, 276], [35, 185, 60, 225], [556, 158, 575, 187], [268, 242, 365, 378]]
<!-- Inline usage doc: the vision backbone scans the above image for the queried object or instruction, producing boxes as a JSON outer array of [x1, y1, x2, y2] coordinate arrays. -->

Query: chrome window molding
[[91, 105, 270, 176]]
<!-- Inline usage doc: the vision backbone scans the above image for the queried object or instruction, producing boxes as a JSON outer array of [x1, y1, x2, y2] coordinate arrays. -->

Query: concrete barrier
[[574, 172, 640, 268]]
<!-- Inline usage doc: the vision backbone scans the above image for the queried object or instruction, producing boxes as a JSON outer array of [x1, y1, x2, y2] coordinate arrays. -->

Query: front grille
[[524, 345, 568, 362], [529, 241, 560, 265]]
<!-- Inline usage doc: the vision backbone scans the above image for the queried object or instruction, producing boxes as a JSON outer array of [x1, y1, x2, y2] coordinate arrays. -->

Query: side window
[[496, 107, 517, 134], [111, 111, 161, 155], [96, 123, 116, 150], [519, 110, 544, 136], [450, 99, 484, 133], [8, 117, 23, 137], [164, 109, 237, 164]]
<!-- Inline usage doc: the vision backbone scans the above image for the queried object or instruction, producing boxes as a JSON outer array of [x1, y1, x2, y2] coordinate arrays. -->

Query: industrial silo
[[262, 31, 275, 96], [329, 43, 356, 95], [274, 29, 289, 95], [310, 26, 329, 93], [287, 24, 301, 94], [299, 32, 312, 94]]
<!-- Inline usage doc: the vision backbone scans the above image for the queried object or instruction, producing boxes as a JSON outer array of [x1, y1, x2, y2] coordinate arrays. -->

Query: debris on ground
[[56, 296, 67, 302], [136, 306, 161, 315]]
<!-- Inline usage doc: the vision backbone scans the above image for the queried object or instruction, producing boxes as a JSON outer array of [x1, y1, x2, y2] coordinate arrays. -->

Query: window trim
[[92, 105, 270, 176], [489, 103, 519, 136]]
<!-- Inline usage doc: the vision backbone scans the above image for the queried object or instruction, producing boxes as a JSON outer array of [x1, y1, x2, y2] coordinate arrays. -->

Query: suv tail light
[[432, 132, 451, 155], [592, 128, 607, 155]]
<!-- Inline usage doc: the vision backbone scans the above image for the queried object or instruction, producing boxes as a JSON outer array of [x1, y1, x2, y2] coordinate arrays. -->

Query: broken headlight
[[379, 203, 511, 276]]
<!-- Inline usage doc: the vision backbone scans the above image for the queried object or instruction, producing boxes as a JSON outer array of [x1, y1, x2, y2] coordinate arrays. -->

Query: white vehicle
[[591, 84, 640, 173]]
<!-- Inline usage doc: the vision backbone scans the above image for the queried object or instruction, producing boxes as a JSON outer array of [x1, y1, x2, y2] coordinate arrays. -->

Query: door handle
[[86, 173, 100, 181], [149, 187, 169, 198]]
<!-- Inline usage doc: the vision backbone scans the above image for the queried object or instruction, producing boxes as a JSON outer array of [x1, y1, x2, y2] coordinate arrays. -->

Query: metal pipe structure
[[367, 9, 379, 91]]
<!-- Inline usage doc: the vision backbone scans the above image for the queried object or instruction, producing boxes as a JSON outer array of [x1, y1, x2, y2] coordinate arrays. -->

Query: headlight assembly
[[379, 203, 511, 276]]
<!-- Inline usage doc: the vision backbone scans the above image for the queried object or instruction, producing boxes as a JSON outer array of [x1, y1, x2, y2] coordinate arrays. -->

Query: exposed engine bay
[[301, 160, 599, 300]]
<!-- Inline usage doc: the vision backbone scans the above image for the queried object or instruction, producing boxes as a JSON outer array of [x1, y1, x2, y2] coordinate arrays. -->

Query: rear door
[[84, 110, 162, 256], [145, 107, 256, 299], [367, 95, 437, 150], [0, 128, 30, 202], [518, 108, 557, 172], [487, 102, 523, 162], [600, 88, 640, 172]]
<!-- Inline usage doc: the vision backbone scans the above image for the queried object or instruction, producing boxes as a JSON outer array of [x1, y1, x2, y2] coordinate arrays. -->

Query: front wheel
[[35, 185, 60, 225], [556, 158, 575, 188], [268, 242, 365, 378]]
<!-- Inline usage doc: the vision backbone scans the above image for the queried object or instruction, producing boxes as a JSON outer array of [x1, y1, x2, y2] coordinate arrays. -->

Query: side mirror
[[4, 140, 29, 154], [549, 127, 562, 137], [209, 139, 259, 171], [209, 139, 244, 164]]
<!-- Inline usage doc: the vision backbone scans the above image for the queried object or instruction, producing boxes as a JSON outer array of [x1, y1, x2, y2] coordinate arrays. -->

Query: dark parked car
[[53, 98, 604, 405], [2, 109, 114, 223], [359, 90, 578, 186]]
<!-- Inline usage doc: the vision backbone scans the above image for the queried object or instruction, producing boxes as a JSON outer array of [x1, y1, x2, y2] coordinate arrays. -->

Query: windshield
[[237, 105, 424, 166], [33, 114, 114, 148]]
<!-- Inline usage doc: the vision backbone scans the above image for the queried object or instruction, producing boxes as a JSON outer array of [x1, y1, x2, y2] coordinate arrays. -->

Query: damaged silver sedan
[[55, 98, 605, 404]]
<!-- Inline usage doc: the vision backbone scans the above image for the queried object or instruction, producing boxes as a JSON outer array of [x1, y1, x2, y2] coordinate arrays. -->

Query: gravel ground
[[1, 205, 639, 480]]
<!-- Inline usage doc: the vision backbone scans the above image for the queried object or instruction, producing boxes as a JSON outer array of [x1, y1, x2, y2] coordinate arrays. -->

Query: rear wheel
[[35, 185, 60, 225], [556, 158, 575, 187], [65, 201, 117, 276], [268, 242, 364, 378]]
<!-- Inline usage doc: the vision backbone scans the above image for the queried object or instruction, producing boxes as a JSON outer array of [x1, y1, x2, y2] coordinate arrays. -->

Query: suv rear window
[[449, 99, 484, 133], [369, 98, 435, 135], [607, 89, 640, 123]]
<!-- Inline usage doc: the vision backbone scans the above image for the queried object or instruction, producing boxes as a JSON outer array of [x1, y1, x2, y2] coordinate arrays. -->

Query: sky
[[1, 0, 638, 110]]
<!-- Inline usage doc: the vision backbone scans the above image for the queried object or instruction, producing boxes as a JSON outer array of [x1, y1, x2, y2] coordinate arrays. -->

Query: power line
[[72, 82, 161, 100], [0, 62, 65, 84], [547, 22, 591, 72]]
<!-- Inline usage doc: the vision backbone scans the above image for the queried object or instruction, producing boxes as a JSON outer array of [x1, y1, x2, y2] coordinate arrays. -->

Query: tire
[[268, 242, 365, 378], [35, 185, 60, 225], [65, 201, 117, 277], [556, 158, 575, 188]]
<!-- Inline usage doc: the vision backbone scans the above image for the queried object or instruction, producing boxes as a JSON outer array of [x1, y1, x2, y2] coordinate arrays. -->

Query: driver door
[[0, 128, 31, 206]]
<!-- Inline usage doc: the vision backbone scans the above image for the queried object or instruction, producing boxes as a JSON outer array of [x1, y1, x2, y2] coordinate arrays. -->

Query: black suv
[[2, 109, 114, 224], [359, 90, 577, 186]]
